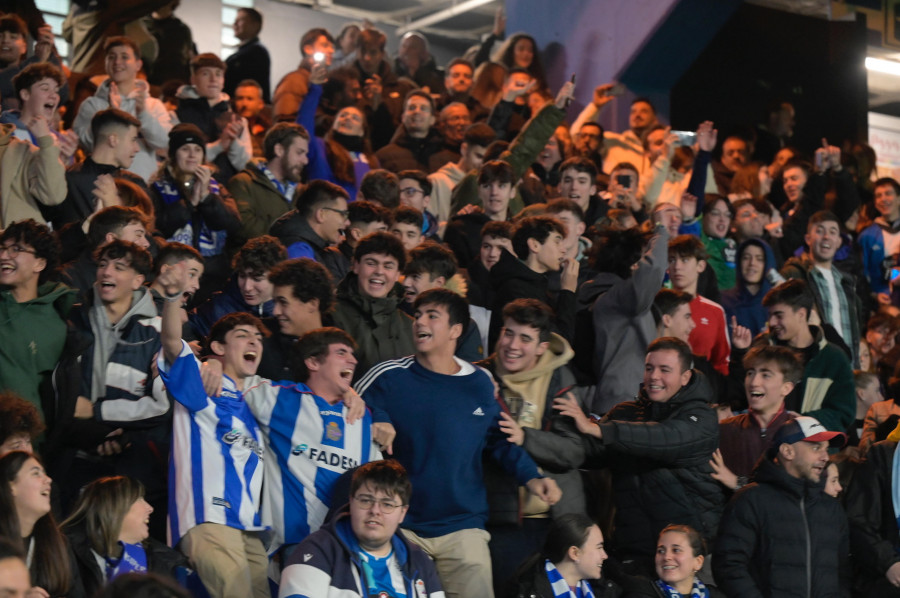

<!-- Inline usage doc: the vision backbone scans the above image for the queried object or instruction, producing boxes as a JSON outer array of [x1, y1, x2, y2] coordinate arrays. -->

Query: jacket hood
[[490, 248, 544, 288], [576, 272, 622, 309], [223, 275, 276, 318], [734, 237, 776, 290], [0, 110, 26, 129], [443, 272, 468, 299], [121, 286, 159, 327], [175, 84, 230, 106], [337, 272, 405, 313], [495, 332, 574, 382], [763, 323, 826, 352], [269, 213, 329, 251], [2, 281, 77, 314]]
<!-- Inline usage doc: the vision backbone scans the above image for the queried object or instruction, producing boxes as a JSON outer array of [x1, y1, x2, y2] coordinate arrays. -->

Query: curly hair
[[0, 392, 44, 447], [233, 235, 287, 276], [267, 258, 335, 314], [0, 220, 60, 284]]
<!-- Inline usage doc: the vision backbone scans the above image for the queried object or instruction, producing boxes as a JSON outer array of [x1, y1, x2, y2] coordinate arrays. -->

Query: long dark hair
[[0, 451, 71, 596], [492, 33, 546, 87], [512, 512, 597, 589], [325, 106, 378, 185], [542, 513, 595, 564]]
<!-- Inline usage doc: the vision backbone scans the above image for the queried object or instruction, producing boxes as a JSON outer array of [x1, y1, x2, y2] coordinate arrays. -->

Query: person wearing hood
[[279, 459, 445, 598], [0, 220, 76, 419], [49, 240, 168, 527], [72, 37, 172, 182], [488, 216, 578, 349], [188, 235, 285, 339], [555, 337, 724, 577], [713, 416, 849, 597], [174, 53, 251, 181], [485, 298, 588, 595], [573, 224, 668, 415], [332, 232, 415, 382], [721, 237, 779, 337]]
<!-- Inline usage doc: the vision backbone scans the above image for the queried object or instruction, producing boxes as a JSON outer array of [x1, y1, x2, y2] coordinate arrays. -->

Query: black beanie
[[168, 123, 207, 160]]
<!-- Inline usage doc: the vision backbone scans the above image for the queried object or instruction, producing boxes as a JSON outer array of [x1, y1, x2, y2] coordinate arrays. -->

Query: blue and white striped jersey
[[158, 341, 266, 547], [243, 379, 381, 552]]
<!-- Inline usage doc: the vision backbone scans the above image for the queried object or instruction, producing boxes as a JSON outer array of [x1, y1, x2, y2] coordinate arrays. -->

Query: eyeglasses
[[0, 244, 36, 258], [323, 207, 350, 218], [352, 495, 403, 513], [400, 187, 424, 196], [708, 210, 732, 219]]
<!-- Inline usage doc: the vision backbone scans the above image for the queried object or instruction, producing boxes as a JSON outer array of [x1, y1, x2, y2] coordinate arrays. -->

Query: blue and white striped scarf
[[544, 559, 595, 598], [153, 177, 227, 257], [653, 577, 710, 598], [257, 161, 298, 204]]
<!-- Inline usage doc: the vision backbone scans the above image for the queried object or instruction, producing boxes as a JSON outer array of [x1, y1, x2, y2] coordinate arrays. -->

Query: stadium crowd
[[0, 2, 898, 598]]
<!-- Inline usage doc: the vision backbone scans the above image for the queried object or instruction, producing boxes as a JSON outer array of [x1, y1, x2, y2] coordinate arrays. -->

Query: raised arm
[[160, 261, 192, 364]]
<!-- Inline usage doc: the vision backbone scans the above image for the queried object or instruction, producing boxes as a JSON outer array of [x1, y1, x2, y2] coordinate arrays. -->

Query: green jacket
[[0, 282, 76, 414], [332, 273, 415, 381], [450, 103, 566, 217], [760, 325, 855, 432], [702, 230, 736, 291], [227, 159, 295, 242]]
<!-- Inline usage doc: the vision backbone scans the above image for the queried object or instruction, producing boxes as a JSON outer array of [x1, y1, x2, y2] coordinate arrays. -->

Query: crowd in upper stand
[[1, 1, 900, 598]]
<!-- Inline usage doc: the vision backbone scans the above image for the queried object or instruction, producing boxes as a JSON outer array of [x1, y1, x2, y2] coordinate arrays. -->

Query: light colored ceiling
[[278, 0, 501, 42]]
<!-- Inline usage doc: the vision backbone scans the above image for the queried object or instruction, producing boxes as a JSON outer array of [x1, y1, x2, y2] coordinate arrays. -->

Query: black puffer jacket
[[845, 440, 900, 595], [583, 371, 723, 564], [712, 454, 850, 597]]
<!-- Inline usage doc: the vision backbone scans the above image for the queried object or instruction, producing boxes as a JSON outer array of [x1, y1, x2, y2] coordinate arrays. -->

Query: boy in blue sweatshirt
[[355, 288, 560, 598]]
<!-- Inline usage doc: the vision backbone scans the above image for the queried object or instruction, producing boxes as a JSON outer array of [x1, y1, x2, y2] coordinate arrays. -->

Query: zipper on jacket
[[800, 495, 811, 598]]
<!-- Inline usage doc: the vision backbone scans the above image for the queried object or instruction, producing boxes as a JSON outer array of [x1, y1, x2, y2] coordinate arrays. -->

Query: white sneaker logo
[[473, 407, 485, 416], [304, 553, 313, 562]]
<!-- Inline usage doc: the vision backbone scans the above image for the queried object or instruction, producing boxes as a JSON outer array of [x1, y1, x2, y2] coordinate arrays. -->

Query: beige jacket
[[0, 124, 66, 228]]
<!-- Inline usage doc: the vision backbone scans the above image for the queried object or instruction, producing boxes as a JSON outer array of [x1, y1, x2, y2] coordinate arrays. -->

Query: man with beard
[[229, 123, 310, 240], [602, 97, 658, 176]]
